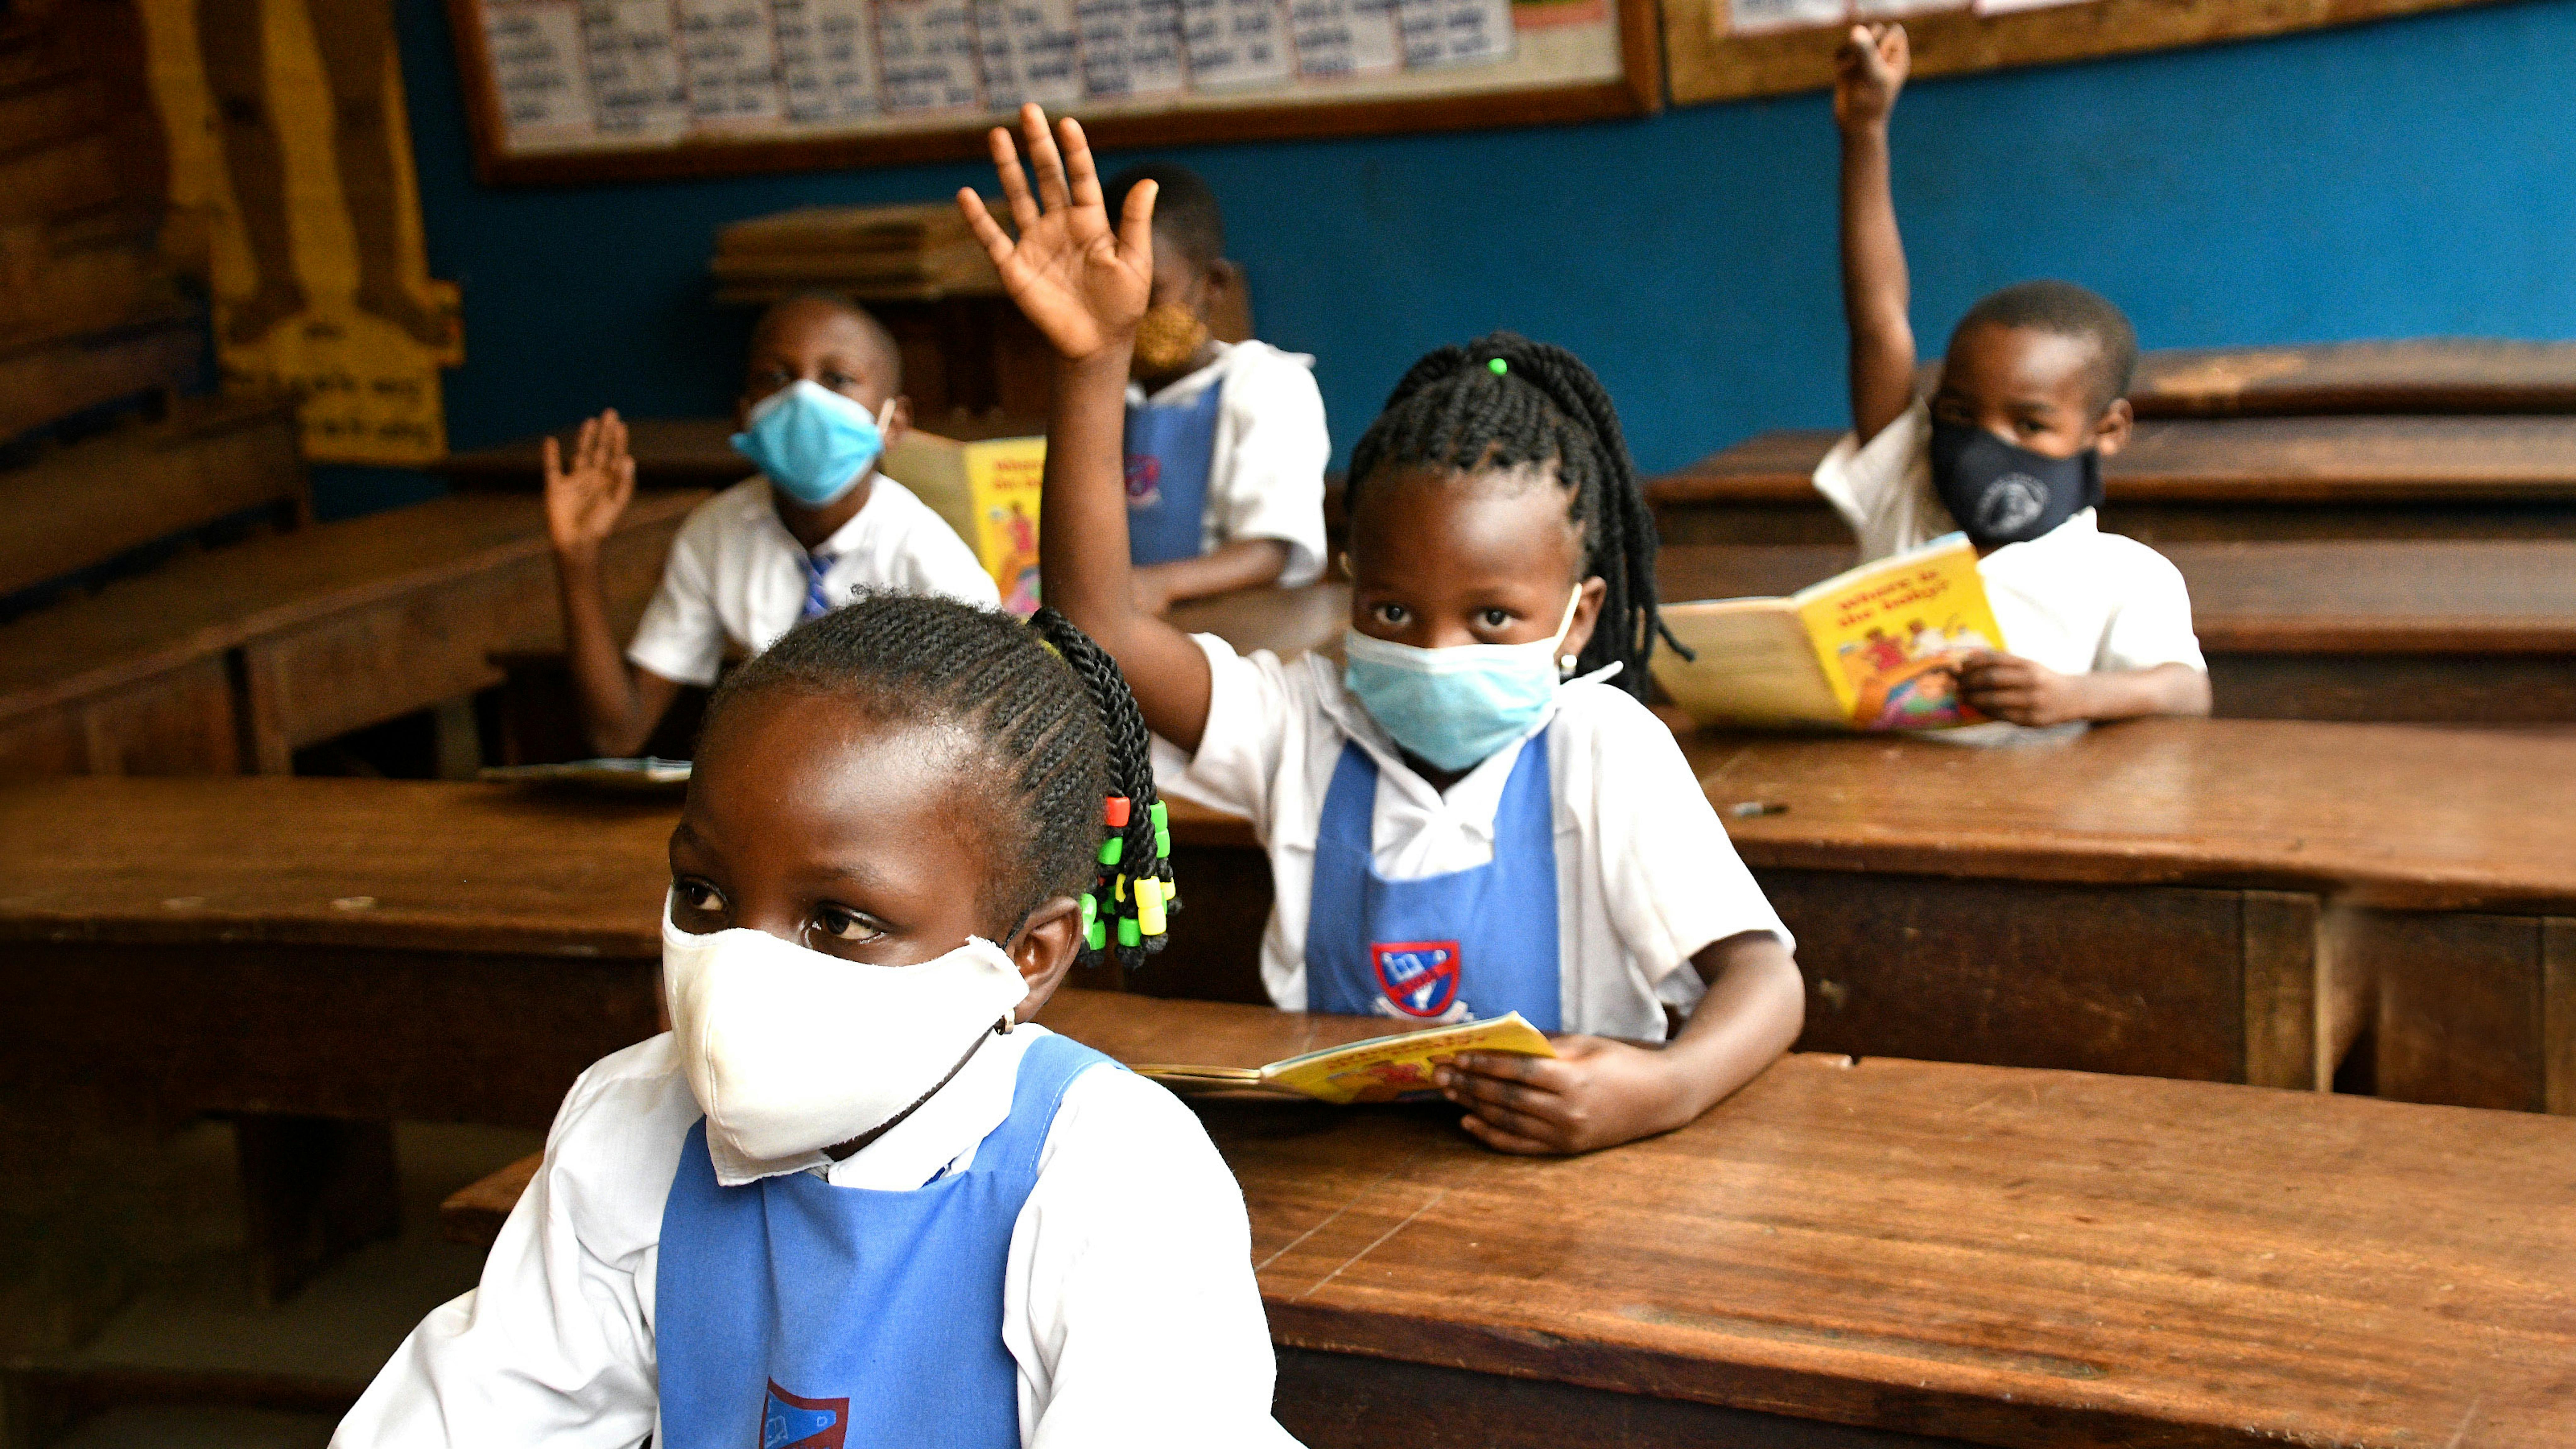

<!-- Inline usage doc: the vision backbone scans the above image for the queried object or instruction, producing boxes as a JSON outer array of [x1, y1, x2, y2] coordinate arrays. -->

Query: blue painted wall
[[354, 0, 2576, 514]]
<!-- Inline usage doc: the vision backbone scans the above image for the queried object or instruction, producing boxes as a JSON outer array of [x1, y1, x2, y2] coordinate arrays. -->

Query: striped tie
[[798, 549, 836, 622]]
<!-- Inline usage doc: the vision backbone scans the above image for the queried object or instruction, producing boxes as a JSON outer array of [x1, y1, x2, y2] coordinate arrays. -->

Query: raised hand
[[542, 409, 637, 556], [1832, 22, 1909, 132], [956, 103, 1155, 363]]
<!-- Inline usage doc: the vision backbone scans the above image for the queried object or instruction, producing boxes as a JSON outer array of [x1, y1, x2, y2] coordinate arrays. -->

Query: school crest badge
[[763, 1381, 849, 1449], [1124, 452, 1163, 507], [1372, 940, 1462, 1018]]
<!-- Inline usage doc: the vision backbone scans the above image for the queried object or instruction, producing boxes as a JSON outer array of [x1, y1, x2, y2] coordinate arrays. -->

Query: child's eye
[[1370, 602, 1410, 626], [820, 369, 852, 391], [1478, 608, 1514, 629], [811, 906, 885, 944], [674, 880, 725, 915]]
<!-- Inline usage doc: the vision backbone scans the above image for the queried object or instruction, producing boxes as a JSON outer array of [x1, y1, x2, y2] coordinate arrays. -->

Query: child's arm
[[1435, 931, 1805, 1155], [958, 106, 1216, 750], [1132, 539, 1291, 613], [544, 411, 680, 756], [1835, 23, 1916, 446], [1958, 654, 2213, 725]]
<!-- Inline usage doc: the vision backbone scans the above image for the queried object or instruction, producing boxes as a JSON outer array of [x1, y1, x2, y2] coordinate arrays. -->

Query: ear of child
[[957, 104, 1157, 365]]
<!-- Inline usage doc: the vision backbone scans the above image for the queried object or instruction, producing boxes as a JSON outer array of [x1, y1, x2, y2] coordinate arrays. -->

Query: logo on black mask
[[1928, 423, 2103, 547]]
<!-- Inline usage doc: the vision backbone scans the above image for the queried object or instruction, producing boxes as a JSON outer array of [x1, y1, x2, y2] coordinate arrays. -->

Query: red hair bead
[[1103, 795, 1132, 828]]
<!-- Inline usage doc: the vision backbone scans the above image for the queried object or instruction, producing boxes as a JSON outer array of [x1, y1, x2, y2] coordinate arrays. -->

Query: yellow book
[[1131, 1013, 1554, 1105], [883, 429, 1046, 614], [1652, 533, 2005, 731]]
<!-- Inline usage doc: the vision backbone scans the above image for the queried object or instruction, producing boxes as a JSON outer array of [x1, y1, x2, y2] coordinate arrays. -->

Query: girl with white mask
[[335, 595, 1297, 1449], [961, 103, 1805, 1159]]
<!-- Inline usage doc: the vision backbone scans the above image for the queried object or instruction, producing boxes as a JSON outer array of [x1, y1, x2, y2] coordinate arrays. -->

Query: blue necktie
[[799, 549, 836, 622]]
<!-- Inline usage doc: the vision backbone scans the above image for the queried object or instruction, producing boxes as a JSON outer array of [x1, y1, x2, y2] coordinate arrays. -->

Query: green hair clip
[[1488, 357, 1508, 375]]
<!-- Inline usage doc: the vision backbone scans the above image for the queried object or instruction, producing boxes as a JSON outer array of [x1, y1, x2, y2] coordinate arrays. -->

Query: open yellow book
[[883, 428, 1045, 614], [1652, 533, 2005, 731], [1132, 1014, 1553, 1104]]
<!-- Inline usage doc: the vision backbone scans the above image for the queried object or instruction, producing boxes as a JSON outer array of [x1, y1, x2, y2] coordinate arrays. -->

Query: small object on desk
[[478, 757, 693, 790], [1725, 800, 1787, 819], [1134, 1012, 1552, 1103]]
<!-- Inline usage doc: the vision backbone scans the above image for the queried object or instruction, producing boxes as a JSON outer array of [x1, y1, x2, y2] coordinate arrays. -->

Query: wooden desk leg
[[234, 649, 295, 775], [2547, 920, 2574, 1118], [431, 697, 481, 780], [232, 1115, 401, 1306], [2240, 891, 2322, 1091]]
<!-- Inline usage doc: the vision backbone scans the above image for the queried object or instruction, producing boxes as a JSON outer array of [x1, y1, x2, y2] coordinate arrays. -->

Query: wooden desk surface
[[1657, 416, 2576, 506], [436, 414, 1049, 490], [1658, 539, 2576, 654], [453, 989, 2576, 1446], [0, 491, 705, 722], [1688, 718, 2576, 914], [2127, 338, 2576, 418]]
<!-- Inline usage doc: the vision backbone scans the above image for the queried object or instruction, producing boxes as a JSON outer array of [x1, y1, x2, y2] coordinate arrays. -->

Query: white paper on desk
[[1972, 0, 2085, 12], [1725, 0, 1845, 34], [675, 0, 784, 126], [1183, 0, 1293, 88], [974, 0, 1085, 106], [579, 0, 690, 137], [485, 0, 597, 147], [878, 0, 983, 111], [1076, 0, 1188, 96], [1854, 0, 1963, 17], [1288, 0, 1399, 75], [775, 0, 880, 122]]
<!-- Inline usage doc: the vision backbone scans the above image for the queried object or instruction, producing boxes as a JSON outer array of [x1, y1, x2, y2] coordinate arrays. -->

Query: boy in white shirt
[[1102, 163, 1330, 614], [1821, 24, 2211, 729], [545, 293, 998, 756]]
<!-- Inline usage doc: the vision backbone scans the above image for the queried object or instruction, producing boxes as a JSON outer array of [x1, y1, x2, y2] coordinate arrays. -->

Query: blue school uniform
[[1123, 383, 1224, 566], [653, 1032, 1114, 1449], [1303, 735, 1562, 1030]]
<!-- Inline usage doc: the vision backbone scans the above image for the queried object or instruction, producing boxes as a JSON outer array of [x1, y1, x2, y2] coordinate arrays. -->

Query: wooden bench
[[1654, 417, 2576, 544], [443, 988, 2576, 1449], [2126, 338, 2576, 417], [0, 491, 698, 780]]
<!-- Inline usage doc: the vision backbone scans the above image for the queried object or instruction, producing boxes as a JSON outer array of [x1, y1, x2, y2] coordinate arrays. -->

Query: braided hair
[[1342, 331, 1674, 696], [703, 593, 1175, 971]]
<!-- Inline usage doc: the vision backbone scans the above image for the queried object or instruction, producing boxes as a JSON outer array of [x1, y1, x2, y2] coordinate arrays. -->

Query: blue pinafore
[[1303, 734, 1562, 1029], [654, 1032, 1114, 1449], [1123, 381, 1223, 566]]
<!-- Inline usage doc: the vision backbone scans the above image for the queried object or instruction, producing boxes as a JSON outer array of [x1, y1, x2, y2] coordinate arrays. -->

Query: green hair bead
[[1086, 919, 1108, 952], [1488, 357, 1507, 375], [1117, 917, 1141, 948], [1099, 836, 1123, 866]]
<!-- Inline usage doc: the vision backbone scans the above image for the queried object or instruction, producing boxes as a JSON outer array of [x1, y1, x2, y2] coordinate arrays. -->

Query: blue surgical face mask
[[731, 380, 895, 508], [1341, 587, 1584, 774]]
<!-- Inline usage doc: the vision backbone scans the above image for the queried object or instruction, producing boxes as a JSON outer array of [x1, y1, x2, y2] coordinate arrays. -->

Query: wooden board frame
[[1663, 0, 2520, 109], [444, 0, 1661, 186]]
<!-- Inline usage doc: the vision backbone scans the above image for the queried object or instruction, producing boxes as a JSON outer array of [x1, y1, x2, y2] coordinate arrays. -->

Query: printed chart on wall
[[1661, 0, 2515, 108], [450, 0, 1653, 182], [139, 0, 464, 464]]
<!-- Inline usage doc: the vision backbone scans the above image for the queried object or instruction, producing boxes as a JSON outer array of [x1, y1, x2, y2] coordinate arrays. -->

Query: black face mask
[[1927, 423, 2103, 547]]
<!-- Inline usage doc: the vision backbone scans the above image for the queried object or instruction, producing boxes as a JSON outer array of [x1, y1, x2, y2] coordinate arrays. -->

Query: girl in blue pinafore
[[333, 596, 1297, 1449]]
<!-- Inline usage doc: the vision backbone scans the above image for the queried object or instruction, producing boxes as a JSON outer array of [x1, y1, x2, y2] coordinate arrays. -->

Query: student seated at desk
[[545, 292, 997, 756], [961, 105, 1803, 1157], [1102, 162, 1329, 614], [334, 596, 1293, 1448], [1823, 26, 2209, 729]]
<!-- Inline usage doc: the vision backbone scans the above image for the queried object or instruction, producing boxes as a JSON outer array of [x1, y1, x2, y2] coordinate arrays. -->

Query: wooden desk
[[1658, 540, 2576, 724], [2128, 338, 2576, 418], [435, 413, 1046, 492], [0, 491, 697, 779], [447, 990, 2576, 1449], [1654, 418, 2576, 544]]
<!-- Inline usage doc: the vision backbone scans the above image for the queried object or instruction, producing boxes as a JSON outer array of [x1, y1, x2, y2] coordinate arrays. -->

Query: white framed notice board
[[448, 0, 1660, 183]]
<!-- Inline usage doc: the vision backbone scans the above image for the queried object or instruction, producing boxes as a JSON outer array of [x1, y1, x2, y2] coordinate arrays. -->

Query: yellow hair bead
[[1113, 874, 1126, 902], [1136, 876, 1167, 937]]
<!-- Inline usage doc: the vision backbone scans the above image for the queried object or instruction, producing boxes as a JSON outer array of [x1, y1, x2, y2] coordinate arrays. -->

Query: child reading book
[[959, 104, 1803, 1157], [1824, 24, 2210, 729], [1102, 162, 1330, 613], [332, 596, 1295, 1447], [546, 292, 998, 757]]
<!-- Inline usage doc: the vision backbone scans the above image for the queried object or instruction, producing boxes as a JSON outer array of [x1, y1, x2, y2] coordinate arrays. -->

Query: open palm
[[957, 104, 1154, 363]]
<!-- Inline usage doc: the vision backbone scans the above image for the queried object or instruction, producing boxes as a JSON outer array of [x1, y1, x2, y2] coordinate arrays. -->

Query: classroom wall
[[363, 0, 2576, 514]]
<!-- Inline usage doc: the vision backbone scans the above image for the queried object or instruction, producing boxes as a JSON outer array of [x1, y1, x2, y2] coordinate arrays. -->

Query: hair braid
[[1341, 331, 1678, 697], [704, 593, 1174, 974]]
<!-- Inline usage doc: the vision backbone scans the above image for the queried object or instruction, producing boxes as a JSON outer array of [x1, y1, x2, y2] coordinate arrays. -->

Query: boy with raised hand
[[1825, 23, 2211, 730], [546, 293, 998, 757]]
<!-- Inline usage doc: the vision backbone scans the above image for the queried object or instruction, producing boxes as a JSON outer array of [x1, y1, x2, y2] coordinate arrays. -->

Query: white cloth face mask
[[661, 898, 1031, 1173]]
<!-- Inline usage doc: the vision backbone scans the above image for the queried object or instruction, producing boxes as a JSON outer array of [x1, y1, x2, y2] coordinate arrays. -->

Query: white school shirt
[[626, 474, 999, 688], [1810, 399, 2207, 680], [1124, 341, 1330, 588], [332, 1024, 1299, 1449], [1156, 636, 1791, 1041]]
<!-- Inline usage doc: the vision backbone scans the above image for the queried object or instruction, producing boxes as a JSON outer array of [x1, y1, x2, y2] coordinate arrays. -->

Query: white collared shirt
[[1154, 639, 1790, 1041], [626, 475, 1000, 688], [331, 1025, 1299, 1449], [1124, 341, 1330, 587], [1810, 400, 2207, 679]]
